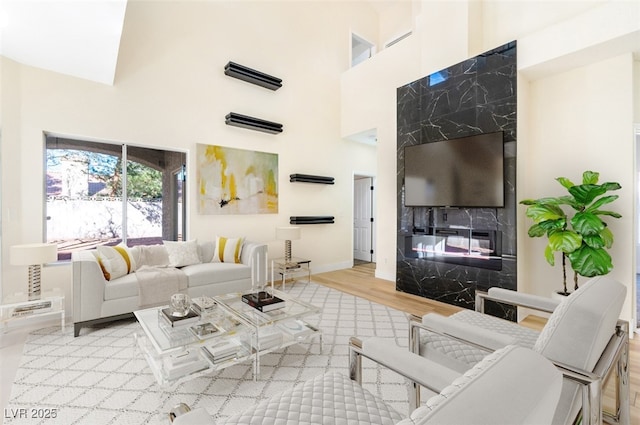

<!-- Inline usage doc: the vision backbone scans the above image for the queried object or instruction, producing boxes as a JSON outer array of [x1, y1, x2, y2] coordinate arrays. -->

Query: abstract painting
[[197, 144, 278, 214]]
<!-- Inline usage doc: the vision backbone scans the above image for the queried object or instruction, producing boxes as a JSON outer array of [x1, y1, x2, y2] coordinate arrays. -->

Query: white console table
[[1, 289, 65, 333]]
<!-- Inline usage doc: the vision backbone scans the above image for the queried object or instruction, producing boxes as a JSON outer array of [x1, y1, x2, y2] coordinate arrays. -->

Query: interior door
[[354, 177, 373, 262]]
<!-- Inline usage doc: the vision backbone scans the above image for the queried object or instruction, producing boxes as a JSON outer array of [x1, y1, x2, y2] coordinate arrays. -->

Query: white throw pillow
[[163, 240, 201, 267], [213, 236, 244, 264], [96, 244, 136, 281]]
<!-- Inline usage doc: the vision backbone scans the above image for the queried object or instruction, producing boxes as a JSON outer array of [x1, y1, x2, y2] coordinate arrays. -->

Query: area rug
[[6, 281, 410, 424]]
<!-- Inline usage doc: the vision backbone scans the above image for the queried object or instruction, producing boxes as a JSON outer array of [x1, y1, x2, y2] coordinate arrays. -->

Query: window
[[45, 136, 186, 260], [351, 32, 375, 67]]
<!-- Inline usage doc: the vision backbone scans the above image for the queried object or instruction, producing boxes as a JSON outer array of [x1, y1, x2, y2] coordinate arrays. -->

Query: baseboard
[[374, 269, 395, 282], [311, 261, 353, 275]]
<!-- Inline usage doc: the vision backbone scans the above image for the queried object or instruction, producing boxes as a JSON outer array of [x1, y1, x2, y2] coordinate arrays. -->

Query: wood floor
[[311, 262, 640, 424]]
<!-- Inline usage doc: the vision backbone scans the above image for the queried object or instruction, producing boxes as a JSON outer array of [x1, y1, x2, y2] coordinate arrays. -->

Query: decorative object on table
[[241, 291, 286, 312], [10, 243, 57, 300], [191, 296, 217, 315], [277, 319, 314, 338], [160, 307, 199, 327], [520, 170, 621, 295], [276, 226, 301, 265], [189, 322, 221, 340], [170, 293, 192, 317], [196, 144, 278, 215]]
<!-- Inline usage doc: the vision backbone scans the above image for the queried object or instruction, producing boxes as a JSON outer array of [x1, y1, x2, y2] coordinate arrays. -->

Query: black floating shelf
[[224, 61, 282, 90], [290, 216, 335, 225], [225, 112, 283, 134], [290, 174, 335, 184]]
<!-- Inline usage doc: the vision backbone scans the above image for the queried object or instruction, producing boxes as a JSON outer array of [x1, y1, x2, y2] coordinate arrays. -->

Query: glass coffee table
[[134, 287, 321, 389]]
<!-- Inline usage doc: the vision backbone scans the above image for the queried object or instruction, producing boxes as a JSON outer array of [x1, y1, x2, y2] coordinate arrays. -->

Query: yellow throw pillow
[[96, 244, 136, 281], [213, 236, 244, 264]]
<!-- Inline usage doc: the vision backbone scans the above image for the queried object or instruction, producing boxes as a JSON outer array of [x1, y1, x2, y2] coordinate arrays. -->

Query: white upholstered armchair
[[410, 276, 629, 425], [170, 337, 562, 425]]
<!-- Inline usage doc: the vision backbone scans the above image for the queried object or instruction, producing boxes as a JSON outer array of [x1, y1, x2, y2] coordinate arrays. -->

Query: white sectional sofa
[[72, 239, 267, 336]]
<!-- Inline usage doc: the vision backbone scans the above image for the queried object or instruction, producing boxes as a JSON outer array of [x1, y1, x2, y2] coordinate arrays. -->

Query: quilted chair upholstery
[[171, 343, 562, 425], [413, 276, 629, 425]]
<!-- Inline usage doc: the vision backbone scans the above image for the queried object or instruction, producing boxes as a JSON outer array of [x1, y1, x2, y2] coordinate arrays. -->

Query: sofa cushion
[[96, 244, 136, 281], [164, 240, 201, 267], [198, 241, 215, 263], [135, 244, 170, 268], [213, 236, 244, 263], [182, 262, 251, 287], [104, 272, 139, 301]]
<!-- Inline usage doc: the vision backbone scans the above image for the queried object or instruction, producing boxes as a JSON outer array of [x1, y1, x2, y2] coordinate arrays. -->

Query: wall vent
[[385, 31, 412, 49]]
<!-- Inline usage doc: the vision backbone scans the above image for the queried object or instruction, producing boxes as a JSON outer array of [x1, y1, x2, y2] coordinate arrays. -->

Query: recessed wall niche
[[396, 41, 517, 320]]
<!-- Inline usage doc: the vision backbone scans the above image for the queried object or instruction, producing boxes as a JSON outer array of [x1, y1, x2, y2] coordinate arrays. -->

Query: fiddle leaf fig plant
[[520, 171, 621, 295]]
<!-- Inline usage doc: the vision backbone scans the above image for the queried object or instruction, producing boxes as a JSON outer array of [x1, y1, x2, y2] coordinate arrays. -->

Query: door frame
[[353, 173, 376, 264]]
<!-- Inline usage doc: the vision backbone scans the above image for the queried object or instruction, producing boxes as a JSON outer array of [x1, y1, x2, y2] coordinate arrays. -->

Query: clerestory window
[[45, 135, 186, 261]]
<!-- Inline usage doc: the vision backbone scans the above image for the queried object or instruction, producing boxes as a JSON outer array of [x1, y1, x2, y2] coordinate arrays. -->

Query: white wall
[[0, 1, 380, 313], [341, 0, 639, 325], [520, 53, 635, 324]]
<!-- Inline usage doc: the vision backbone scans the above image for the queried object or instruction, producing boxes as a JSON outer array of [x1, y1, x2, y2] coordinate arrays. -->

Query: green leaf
[[600, 227, 614, 249], [585, 195, 618, 212], [582, 171, 599, 185], [568, 184, 606, 205], [527, 223, 547, 237], [592, 210, 622, 219], [555, 195, 582, 210], [556, 177, 575, 189], [544, 245, 555, 266], [548, 230, 582, 253], [527, 220, 565, 238], [582, 234, 604, 249], [570, 212, 605, 236], [525, 204, 566, 223], [602, 182, 621, 191], [568, 245, 612, 277]]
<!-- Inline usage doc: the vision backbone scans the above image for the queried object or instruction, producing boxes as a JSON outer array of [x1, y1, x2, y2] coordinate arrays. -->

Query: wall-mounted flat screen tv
[[404, 131, 504, 207]]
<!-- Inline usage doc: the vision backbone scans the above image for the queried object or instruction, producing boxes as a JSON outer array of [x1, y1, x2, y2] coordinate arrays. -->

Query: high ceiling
[[0, 0, 405, 86], [0, 0, 128, 85]]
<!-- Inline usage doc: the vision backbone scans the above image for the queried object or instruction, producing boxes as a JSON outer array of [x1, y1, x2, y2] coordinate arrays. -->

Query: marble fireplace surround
[[396, 41, 517, 320]]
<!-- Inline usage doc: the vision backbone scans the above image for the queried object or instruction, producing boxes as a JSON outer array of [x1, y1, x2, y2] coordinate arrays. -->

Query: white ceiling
[[0, 0, 128, 85]]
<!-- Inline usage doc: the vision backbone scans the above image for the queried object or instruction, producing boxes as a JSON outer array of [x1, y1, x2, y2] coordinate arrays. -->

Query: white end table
[[271, 257, 311, 290], [1, 289, 65, 333]]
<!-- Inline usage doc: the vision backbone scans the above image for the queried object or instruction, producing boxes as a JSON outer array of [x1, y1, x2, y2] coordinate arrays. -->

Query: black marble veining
[[396, 41, 517, 320]]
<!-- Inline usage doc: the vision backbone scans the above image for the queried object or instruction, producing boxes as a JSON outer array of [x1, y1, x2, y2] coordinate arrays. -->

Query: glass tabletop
[[214, 287, 320, 328], [134, 305, 244, 355]]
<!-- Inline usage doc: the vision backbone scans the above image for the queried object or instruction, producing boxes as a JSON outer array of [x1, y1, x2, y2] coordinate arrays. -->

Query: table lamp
[[10, 243, 58, 300], [276, 226, 301, 265]]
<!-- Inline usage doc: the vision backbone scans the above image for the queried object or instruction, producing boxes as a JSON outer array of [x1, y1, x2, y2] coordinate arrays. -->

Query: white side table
[[271, 257, 311, 290], [1, 289, 65, 333]]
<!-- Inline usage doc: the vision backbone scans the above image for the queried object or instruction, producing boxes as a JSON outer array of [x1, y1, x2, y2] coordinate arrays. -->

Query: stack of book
[[162, 349, 208, 380], [11, 301, 52, 318], [160, 307, 199, 328], [241, 291, 286, 312], [201, 340, 240, 364]]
